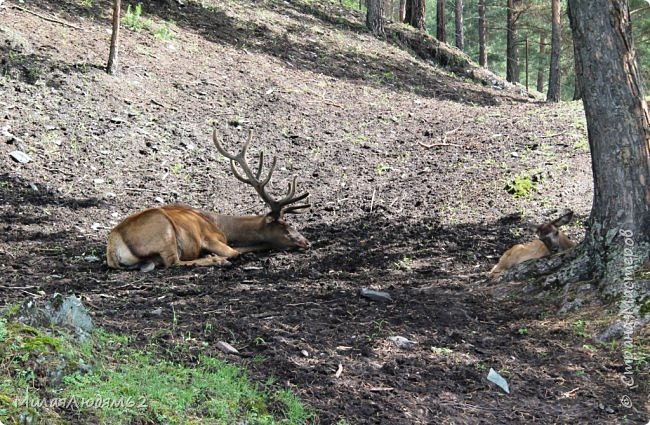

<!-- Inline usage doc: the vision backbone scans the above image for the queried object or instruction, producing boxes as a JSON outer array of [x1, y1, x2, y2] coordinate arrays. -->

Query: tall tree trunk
[[566, 0, 650, 300], [398, 0, 406, 22], [406, 0, 425, 30], [536, 34, 545, 92], [506, 0, 521, 83], [455, 0, 464, 51], [478, 0, 487, 67], [567, 1, 583, 100], [437, 0, 446, 42], [546, 0, 561, 102], [106, 0, 121, 75], [366, 0, 385, 36]]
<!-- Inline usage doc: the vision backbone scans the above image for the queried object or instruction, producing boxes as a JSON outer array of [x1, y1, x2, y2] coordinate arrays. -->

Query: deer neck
[[209, 213, 268, 247]]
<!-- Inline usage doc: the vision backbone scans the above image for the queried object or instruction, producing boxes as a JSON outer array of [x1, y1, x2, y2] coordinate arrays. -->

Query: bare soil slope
[[1, 0, 647, 423]]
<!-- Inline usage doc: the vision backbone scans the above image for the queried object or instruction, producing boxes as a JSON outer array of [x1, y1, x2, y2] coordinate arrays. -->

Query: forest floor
[[1, 0, 648, 423]]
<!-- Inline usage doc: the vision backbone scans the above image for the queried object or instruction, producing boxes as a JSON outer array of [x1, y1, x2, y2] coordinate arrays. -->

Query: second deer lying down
[[106, 130, 310, 271], [489, 211, 575, 277]]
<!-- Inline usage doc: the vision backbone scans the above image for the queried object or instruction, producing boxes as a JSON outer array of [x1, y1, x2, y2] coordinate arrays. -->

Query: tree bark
[[366, 0, 385, 36], [536, 34, 545, 92], [567, 1, 583, 100], [478, 0, 487, 67], [437, 0, 446, 42], [106, 0, 121, 75], [506, 0, 521, 83], [455, 0, 464, 51], [398, 0, 406, 22], [546, 0, 561, 102], [406, 0, 425, 30], [566, 0, 650, 298]]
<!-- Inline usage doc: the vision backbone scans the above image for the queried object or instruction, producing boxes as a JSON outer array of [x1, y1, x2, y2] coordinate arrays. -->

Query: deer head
[[212, 129, 310, 250], [532, 210, 574, 253]]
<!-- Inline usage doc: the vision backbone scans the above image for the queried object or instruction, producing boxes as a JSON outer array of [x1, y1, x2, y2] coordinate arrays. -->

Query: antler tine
[[269, 175, 310, 215], [214, 128, 283, 209]]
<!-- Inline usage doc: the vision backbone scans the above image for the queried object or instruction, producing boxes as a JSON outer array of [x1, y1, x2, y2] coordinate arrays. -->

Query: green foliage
[[431, 346, 453, 355], [572, 320, 588, 338], [0, 316, 311, 425], [63, 353, 311, 424], [123, 3, 148, 32], [506, 174, 536, 198], [375, 162, 390, 176], [154, 23, 175, 41], [0, 318, 6, 343]]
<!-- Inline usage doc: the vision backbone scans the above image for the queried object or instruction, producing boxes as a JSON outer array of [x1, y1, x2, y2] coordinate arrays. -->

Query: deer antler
[[213, 129, 310, 218]]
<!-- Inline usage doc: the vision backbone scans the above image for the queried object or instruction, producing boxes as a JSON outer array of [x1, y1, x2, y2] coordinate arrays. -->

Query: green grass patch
[[0, 313, 313, 424]]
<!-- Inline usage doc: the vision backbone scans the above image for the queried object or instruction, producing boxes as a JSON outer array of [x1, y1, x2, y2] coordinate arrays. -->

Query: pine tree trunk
[[406, 0, 425, 30], [436, 0, 446, 42], [454, 0, 464, 51], [566, 0, 650, 299], [567, 1, 583, 101], [546, 0, 561, 102], [366, 0, 385, 36], [536, 34, 545, 92], [398, 0, 406, 22], [106, 0, 121, 75], [478, 0, 487, 67], [506, 0, 520, 83]]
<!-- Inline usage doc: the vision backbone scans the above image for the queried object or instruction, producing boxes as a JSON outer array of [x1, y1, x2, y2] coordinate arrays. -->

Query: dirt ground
[[1, 0, 648, 423]]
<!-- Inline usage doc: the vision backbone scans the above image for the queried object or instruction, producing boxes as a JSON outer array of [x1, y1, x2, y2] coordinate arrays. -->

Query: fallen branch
[[12, 4, 82, 30], [334, 363, 343, 378], [538, 131, 568, 139], [418, 141, 464, 148], [419, 127, 463, 149]]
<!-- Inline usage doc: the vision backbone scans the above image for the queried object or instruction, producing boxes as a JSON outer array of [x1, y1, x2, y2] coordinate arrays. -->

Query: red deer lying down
[[106, 130, 310, 271], [489, 211, 575, 277]]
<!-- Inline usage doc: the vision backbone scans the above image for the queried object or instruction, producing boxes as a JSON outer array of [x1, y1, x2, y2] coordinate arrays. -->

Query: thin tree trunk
[[478, 0, 487, 67], [106, 0, 121, 75], [455, 0, 464, 51], [399, 0, 406, 22], [437, 0, 446, 42], [537, 34, 545, 92], [366, 0, 385, 37], [566, 0, 650, 298], [567, 1, 583, 100], [506, 0, 520, 83], [546, 0, 561, 102]]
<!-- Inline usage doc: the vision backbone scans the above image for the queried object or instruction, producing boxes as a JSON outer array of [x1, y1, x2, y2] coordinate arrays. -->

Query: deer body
[[106, 130, 310, 271], [489, 211, 575, 277]]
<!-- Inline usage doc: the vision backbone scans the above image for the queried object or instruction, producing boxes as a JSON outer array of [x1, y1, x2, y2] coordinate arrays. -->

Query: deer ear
[[552, 210, 574, 227]]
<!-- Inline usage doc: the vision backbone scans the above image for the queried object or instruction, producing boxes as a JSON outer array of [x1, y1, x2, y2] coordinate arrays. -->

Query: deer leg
[[177, 256, 232, 267], [202, 234, 241, 258]]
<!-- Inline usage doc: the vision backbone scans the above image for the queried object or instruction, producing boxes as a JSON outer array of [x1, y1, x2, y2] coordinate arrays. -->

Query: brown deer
[[106, 129, 310, 271], [489, 211, 575, 277]]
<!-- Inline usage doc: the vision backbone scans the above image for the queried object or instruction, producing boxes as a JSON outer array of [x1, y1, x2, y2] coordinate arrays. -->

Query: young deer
[[106, 129, 310, 271], [489, 211, 575, 277]]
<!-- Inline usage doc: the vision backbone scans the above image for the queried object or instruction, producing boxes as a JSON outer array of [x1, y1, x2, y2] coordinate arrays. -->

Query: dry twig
[[12, 4, 82, 29]]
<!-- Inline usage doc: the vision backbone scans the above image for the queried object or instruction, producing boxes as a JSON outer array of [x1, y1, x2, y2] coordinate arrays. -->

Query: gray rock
[[9, 150, 31, 163], [19, 294, 93, 342]]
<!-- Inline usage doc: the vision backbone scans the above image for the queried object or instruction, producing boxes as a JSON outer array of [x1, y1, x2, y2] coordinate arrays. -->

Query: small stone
[[389, 336, 417, 350], [359, 288, 393, 302], [216, 341, 239, 355], [9, 150, 31, 163]]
